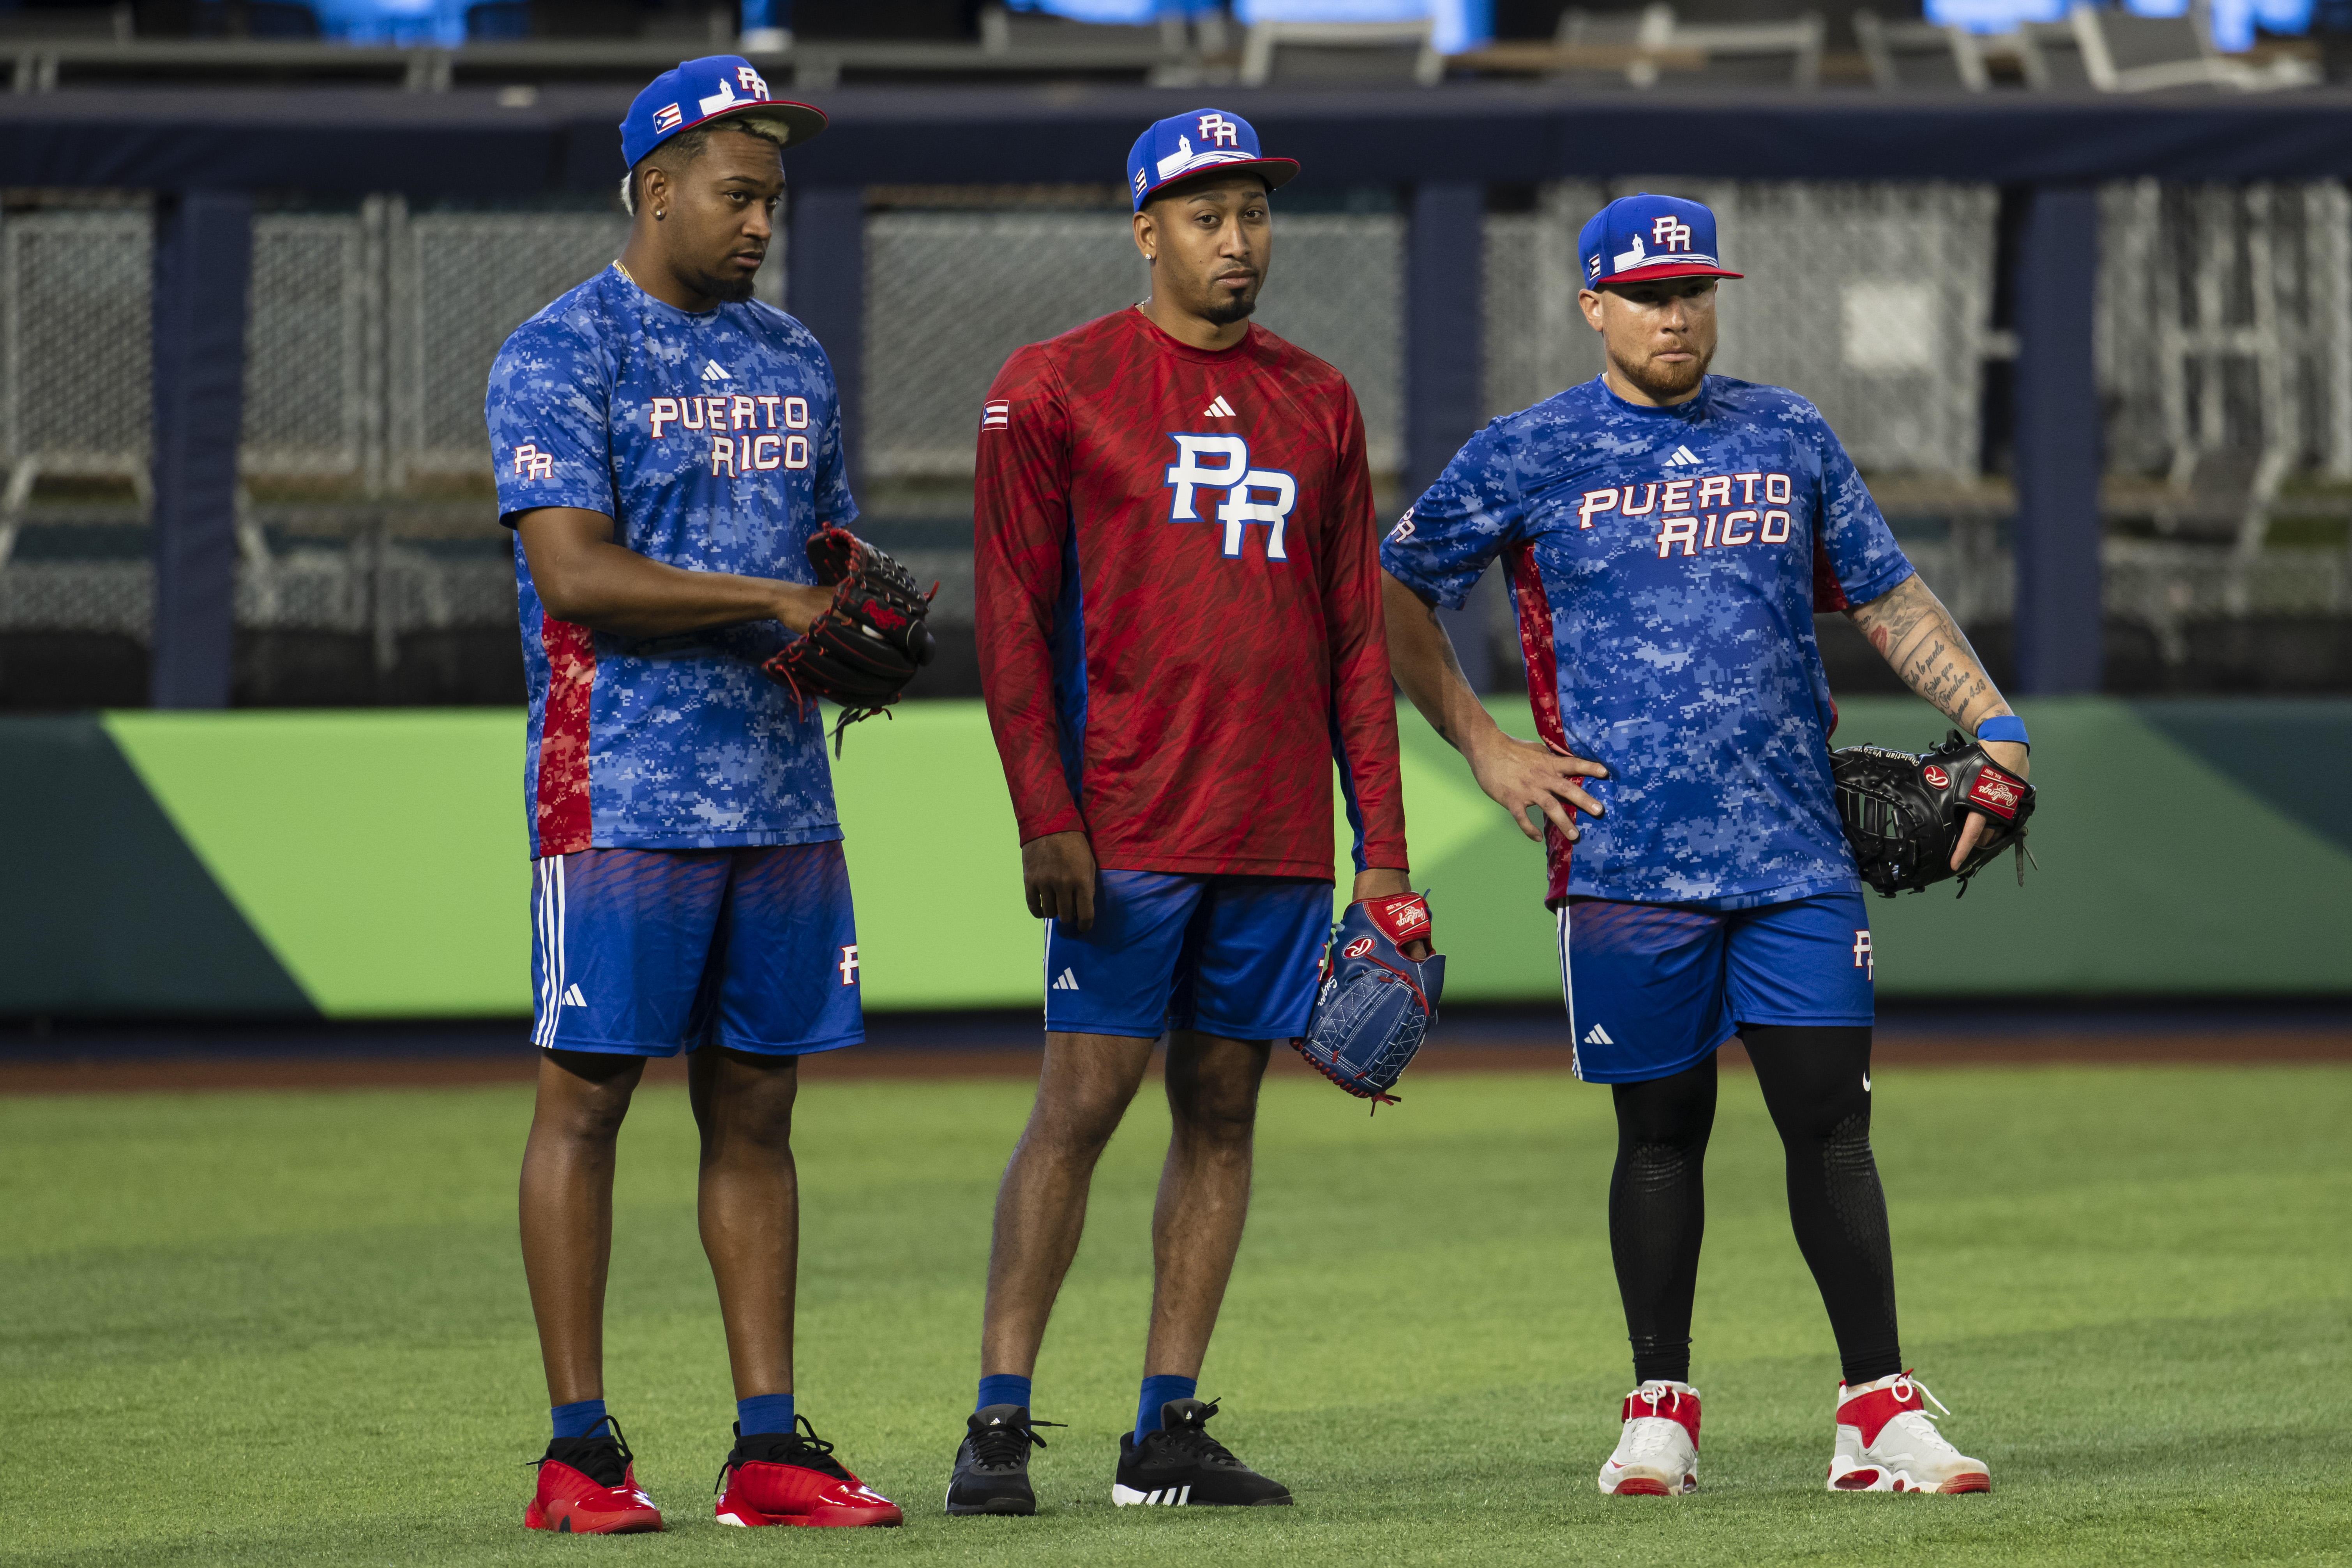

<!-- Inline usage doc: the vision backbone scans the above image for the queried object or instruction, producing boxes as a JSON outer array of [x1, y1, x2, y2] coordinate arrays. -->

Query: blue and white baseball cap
[[620, 55, 826, 170], [1126, 108, 1300, 212], [1578, 194, 1743, 288]]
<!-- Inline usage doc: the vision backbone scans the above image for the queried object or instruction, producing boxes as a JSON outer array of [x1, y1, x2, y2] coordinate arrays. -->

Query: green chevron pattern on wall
[[0, 699, 2344, 1017]]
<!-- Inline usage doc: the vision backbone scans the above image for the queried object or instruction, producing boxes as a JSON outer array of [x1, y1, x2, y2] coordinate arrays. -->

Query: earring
[[655, 210, 665, 220]]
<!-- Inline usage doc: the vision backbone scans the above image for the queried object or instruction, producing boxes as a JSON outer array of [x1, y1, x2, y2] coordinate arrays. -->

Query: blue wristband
[[1975, 715, 2029, 749]]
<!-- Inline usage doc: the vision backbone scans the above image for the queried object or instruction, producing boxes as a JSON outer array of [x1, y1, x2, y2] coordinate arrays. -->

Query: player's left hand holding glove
[[760, 526, 937, 756], [1830, 731, 2036, 898], [1296, 893, 1445, 1110]]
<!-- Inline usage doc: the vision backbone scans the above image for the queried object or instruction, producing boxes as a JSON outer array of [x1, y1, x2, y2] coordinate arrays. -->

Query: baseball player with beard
[[1381, 194, 2028, 1498]]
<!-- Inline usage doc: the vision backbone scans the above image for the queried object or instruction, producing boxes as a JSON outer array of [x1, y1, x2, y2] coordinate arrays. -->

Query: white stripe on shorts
[[1557, 904, 1583, 1081], [534, 856, 568, 1049]]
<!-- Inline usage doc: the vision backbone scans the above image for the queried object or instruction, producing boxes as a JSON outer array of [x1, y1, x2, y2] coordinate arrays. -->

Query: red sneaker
[[524, 1418, 664, 1533], [713, 1416, 903, 1528]]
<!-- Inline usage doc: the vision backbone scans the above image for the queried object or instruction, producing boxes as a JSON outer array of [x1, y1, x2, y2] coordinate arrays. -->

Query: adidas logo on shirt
[[562, 984, 587, 1007], [701, 360, 731, 382], [1051, 968, 1081, 991], [1663, 445, 1701, 467], [1202, 395, 1236, 418], [1583, 1024, 1614, 1046]]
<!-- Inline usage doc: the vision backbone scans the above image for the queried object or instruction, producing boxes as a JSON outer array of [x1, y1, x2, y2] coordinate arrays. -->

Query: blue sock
[[976, 1373, 1033, 1414], [1135, 1375, 1197, 1445], [736, 1392, 794, 1436], [550, 1398, 608, 1441]]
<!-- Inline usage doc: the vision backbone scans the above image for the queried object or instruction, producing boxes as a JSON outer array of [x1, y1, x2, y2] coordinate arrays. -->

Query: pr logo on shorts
[[837, 944, 860, 986], [1852, 930, 1873, 978]]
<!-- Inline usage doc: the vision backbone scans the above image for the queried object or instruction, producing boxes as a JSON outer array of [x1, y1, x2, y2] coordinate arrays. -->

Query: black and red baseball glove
[[1830, 730, 2037, 898], [760, 526, 936, 755]]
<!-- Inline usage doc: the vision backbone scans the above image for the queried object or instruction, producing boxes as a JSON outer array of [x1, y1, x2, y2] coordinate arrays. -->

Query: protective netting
[[0, 188, 2345, 681], [242, 213, 371, 480], [0, 210, 153, 494], [391, 206, 634, 478], [1489, 180, 1997, 479], [862, 208, 1403, 477]]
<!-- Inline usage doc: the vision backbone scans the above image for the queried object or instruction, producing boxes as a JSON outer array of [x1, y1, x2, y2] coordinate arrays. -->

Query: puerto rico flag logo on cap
[[1126, 106, 1300, 212], [1578, 193, 1743, 286], [619, 55, 825, 170]]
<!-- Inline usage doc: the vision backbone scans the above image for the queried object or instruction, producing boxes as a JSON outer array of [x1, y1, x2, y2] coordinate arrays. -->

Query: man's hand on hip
[[1465, 731, 1609, 843], [1023, 831, 1098, 931]]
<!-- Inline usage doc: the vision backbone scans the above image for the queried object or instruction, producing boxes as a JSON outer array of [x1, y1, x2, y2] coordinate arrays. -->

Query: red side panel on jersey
[[1505, 542, 1573, 906], [1811, 530, 1851, 613], [535, 618, 596, 857]]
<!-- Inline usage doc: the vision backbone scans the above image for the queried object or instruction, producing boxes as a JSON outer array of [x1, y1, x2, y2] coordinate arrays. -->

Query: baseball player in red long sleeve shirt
[[946, 109, 1415, 1515]]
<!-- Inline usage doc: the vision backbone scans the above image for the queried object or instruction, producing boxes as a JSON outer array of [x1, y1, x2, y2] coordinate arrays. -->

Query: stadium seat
[[1557, 5, 1823, 90], [2015, 18, 2098, 88], [980, 4, 1192, 57], [1654, 11, 1826, 89], [2068, 2, 2321, 91], [1853, 10, 1993, 91], [1239, 19, 1444, 87]]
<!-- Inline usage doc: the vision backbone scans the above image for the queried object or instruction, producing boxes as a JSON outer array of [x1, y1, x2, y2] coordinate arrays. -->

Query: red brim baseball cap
[[1580, 193, 1741, 288], [622, 55, 826, 169], [1128, 108, 1299, 210]]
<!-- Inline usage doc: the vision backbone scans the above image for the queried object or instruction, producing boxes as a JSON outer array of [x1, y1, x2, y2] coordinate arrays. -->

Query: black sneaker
[[946, 1404, 1059, 1516], [1113, 1398, 1292, 1507]]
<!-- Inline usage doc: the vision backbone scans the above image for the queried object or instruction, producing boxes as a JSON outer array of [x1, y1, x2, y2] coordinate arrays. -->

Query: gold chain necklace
[[612, 258, 637, 287]]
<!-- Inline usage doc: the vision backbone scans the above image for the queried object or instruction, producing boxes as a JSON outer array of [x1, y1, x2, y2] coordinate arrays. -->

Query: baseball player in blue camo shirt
[[1382, 194, 2027, 1497], [489, 57, 901, 1533]]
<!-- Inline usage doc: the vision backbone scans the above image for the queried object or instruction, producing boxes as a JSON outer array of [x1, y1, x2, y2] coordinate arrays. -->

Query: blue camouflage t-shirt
[[487, 264, 856, 858], [1382, 373, 1913, 909]]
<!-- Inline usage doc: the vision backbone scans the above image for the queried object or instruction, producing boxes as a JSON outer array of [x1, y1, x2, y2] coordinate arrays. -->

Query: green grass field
[[6, 1062, 2348, 1566]]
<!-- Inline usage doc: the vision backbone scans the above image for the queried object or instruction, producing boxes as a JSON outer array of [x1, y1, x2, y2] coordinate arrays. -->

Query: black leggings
[[1608, 1025, 1901, 1386]]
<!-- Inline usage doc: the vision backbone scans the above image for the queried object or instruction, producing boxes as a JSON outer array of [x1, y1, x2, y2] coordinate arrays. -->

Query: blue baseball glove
[[1295, 892, 1444, 1110]]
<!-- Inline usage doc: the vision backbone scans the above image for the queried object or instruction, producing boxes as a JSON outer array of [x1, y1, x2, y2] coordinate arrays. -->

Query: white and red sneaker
[[1597, 1381, 1700, 1495], [1827, 1372, 1990, 1494]]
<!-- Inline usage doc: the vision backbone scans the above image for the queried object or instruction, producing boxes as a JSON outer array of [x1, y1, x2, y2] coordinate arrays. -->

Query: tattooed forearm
[[1847, 576, 2010, 733]]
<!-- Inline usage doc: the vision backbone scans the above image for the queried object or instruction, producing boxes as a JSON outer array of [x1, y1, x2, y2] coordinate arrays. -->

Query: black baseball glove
[[1830, 730, 2037, 898], [760, 526, 936, 755]]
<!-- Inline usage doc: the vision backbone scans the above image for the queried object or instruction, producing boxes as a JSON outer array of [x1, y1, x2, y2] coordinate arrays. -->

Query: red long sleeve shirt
[[974, 307, 1408, 880]]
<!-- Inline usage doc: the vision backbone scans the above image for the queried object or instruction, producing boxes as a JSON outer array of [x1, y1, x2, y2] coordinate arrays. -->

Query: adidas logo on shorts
[[1583, 1023, 1614, 1046], [1051, 968, 1081, 992]]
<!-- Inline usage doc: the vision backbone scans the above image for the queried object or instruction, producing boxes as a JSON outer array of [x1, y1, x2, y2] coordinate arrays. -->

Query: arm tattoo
[[1848, 576, 2010, 733]]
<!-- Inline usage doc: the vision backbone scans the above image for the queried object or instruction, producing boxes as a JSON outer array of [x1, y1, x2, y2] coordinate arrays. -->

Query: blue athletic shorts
[[1043, 872, 1332, 1042], [1557, 890, 1875, 1083], [529, 842, 862, 1058]]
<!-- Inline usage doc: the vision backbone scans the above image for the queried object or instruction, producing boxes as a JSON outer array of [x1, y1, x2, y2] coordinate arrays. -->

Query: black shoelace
[[534, 1414, 634, 1489], [1155, 1399, 1243, 1469], [968, 1415, 1062, 1472], [717, 1413, 853, 1492]]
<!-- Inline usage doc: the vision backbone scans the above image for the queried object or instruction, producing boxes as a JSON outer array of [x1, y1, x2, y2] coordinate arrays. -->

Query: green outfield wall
[[2, 698, 2347, 1017]]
